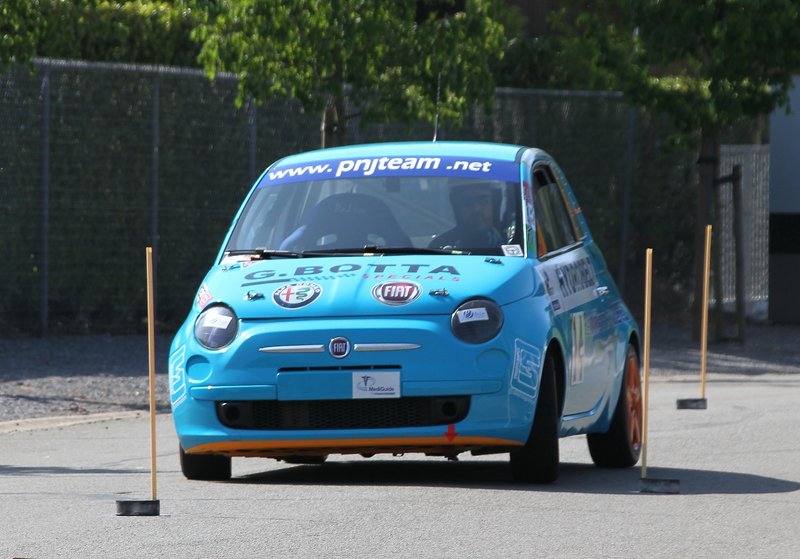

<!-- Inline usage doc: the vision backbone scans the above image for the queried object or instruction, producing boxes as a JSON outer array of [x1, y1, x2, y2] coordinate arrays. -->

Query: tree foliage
[[1, 1, 200, 69], [190, 0, 507, 144], [36, 1, 200, 67], [1, 0, 43, 72], [550, 0, 800, 135], [548, 0, 800, 328]]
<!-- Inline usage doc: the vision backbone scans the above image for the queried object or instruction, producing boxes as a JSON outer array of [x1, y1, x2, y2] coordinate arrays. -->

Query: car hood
[[197, 255, 535, 319]]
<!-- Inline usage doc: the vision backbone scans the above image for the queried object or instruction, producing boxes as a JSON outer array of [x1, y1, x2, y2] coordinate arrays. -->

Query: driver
[[430, 182, 504, 249]]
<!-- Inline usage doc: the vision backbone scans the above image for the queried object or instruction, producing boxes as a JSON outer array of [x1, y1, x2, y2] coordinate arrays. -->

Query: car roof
[[272, 141, 533, 167]]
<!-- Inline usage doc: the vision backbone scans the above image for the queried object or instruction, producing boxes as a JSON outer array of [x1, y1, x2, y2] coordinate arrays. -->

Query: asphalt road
[[2, 374, 799, 558]]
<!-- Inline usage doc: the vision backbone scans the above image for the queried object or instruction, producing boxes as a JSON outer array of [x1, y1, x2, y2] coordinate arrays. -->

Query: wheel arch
[[628, 330, 641, 363], [544, 337, 566, 418]]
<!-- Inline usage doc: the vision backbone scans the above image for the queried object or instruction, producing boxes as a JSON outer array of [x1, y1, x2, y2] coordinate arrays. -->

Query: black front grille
[[216, 396, 470, 430]]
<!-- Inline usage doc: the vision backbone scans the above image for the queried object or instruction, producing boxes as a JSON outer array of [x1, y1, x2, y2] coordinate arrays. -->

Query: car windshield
[[225, 155, 524, 257]]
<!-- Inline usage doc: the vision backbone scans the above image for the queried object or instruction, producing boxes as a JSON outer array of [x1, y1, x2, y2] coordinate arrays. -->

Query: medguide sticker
[[272, 282, 322, 309], [352, 371, 400, 399], [456, 307, 489, 323], [203, 313, 232, 329]]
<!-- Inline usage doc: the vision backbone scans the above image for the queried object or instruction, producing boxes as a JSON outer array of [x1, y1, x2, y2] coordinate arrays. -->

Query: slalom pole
[[639, 248, 679, 494], [699, 224, 712, 401], [641, 248, 652, 480], [116, 247, 161, 516], [147, 246, 158, 503], [677, 224, 711, 410]]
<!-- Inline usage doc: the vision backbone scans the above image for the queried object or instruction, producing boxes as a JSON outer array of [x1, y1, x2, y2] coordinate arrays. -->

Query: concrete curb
[[0, 410, 147, 434]]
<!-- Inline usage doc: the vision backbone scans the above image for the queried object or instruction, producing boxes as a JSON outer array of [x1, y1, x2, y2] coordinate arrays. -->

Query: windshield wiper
[[226, 249, 306, 259], [227, 246, 467, 259], [309, 246, 467, 256]]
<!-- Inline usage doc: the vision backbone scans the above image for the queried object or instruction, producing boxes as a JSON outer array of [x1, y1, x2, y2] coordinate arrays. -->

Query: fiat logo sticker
[[329, 337, 351, 359], [372, 281, 422, 306]]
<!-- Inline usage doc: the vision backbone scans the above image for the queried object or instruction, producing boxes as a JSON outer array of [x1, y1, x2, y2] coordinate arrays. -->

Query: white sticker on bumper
[[352, 371, 401, 399]]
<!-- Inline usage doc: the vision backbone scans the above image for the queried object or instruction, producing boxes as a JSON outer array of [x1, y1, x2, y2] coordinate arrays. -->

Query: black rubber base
[[677, 398, 708, 410], [116, 499, 160, 516], [640, 478, 680, 494]]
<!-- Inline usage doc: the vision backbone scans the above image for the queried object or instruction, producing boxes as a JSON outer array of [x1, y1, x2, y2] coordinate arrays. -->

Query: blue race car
[[169, 141, 642, 483]]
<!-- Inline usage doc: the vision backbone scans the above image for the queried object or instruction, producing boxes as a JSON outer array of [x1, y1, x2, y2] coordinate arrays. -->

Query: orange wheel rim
[[626, 352, 643, 451]]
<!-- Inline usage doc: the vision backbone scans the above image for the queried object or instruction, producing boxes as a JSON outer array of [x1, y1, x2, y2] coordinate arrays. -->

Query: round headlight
[[451, 299, 504, 344], [194, 305, 238, 350]]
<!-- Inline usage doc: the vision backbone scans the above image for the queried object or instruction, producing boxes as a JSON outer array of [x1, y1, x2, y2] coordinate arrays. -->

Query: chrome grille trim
[[259, 344, 325, 353], [353, 343, 421, 352]]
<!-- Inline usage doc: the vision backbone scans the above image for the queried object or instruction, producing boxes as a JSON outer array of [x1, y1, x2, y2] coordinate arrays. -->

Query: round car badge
[[372, 281, 422, 306], [328, 337, 351, 359], [272, 282, 322, 309]]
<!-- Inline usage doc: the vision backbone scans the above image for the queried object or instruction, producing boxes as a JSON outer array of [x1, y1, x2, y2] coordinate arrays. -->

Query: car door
[[531, 163, 615, 417]]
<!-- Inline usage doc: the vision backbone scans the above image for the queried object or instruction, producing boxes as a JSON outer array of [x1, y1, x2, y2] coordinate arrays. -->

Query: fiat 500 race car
[[170, 141, 643, 483]]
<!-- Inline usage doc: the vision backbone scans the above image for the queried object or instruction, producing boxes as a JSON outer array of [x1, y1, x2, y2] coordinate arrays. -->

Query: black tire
[[510, 353, 560, 483], [587, 343, 643, 468], [179, 445, 232, 481]]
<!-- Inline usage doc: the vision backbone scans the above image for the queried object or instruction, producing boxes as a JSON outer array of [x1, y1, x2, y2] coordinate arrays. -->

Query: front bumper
[[170, 308, 547, 458]]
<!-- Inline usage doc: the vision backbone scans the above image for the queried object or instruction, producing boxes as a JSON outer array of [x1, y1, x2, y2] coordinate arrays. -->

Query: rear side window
[[532, 165, 578, 256]]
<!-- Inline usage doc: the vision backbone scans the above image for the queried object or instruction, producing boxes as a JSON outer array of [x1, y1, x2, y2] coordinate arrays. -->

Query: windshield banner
[[261, 156, 519, 186]]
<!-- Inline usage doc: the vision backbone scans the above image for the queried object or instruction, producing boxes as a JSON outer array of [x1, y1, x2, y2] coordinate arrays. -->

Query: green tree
[[190, 0, 507, 147], [550, 0, 800, 331], [1, 0, 43, 71], [36, 1, 200, 67]]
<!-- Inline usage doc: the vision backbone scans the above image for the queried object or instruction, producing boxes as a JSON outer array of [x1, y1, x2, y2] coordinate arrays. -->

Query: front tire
[[179, 445, 232, 481], [510, 353, 560, 483], [587, 343, 643, 468]]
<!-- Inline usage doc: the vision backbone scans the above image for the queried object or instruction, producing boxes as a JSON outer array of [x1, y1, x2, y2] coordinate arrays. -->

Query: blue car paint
[[170, 141, 638, 459]]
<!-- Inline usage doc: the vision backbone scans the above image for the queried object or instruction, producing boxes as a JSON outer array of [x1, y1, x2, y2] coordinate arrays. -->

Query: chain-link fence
[[0, 59, 767, 336]]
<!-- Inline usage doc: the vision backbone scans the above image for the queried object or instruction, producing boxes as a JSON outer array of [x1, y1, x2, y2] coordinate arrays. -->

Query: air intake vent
[[216, 396, 470, 430]]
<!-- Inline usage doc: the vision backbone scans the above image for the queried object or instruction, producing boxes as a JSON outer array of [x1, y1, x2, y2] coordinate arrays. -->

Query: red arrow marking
[[445, 424, 458, 442]]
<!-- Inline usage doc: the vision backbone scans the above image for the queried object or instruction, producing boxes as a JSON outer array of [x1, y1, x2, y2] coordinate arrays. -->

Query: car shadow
[[228, 459, 800, 496]]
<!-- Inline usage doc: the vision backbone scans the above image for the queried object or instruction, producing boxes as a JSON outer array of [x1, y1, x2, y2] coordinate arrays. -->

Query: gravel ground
[[0, 322, 798, 423]]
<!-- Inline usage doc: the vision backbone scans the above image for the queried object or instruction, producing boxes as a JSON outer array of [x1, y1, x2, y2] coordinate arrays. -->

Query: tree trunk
[[320, 96, 347, 149], [692, 130, 718, 341]]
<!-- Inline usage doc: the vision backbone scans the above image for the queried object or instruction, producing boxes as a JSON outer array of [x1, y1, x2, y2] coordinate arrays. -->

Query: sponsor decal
[[502, 244, 524, 257], [261, 156, 519, 186], [556, 256, 596, 297], [272, 282, 322, 309], [537, 250, 598, 315], [352, 371, 400, 399], [202, 313, 232, 329], [372, 281, 422, 306], [570, 312, 586, 385], [510, 339, 540, 401], [328, 337, 351, 359], [195, 284, 213, 310], [456, 307, 489, 323], [242, 263, 460, 288], [168, 345, 187, 408]]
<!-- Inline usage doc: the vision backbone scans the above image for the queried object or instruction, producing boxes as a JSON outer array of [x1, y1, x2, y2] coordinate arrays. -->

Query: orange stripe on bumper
[[187, 436, 523, 457]]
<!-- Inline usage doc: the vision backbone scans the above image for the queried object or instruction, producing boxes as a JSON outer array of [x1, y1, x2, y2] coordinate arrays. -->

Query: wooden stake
[[639, 248, 680, 493], [146, 246, 158, 501], [115, 247, 161, 515], [641, 248, 653, 480], [700, 225, 712, 400]]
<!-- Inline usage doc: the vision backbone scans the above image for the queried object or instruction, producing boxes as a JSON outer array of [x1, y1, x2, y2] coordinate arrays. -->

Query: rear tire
[[510, 353, 560, 483], [587, 343, 642, 468], [179, 445, 232, 481]]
